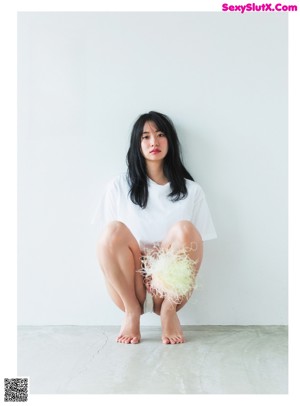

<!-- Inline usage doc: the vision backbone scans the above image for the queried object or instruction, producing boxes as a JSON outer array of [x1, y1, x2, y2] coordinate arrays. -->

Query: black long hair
[[126, 111, 194, 209]]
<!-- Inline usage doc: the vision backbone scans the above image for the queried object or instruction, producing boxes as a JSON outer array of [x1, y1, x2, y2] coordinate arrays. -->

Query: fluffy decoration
[[140, 245, 198, 305]]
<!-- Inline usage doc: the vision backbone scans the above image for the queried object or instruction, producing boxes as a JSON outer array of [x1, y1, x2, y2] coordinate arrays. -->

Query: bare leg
[[151, 221, 203, 344], [97, 221, 145, 344]]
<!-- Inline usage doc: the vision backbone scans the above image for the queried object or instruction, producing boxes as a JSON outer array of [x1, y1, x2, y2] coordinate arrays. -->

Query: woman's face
[[140, 121, 169, 163]]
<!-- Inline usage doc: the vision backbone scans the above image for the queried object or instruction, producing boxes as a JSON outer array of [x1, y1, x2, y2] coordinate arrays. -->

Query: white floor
[[18, 325, 288, 394]]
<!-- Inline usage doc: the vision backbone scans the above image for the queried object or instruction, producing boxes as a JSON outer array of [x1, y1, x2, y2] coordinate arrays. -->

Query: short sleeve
[[90, 177, 120, 233], [192, 186, 217, 241], [103, 179, 120, 224]]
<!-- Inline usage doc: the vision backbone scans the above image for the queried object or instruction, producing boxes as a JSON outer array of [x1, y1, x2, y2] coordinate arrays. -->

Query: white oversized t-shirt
[[97, 173, 217, 246]]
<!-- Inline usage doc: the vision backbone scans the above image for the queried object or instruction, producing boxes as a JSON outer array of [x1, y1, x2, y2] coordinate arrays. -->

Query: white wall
[[18, 12, 287, 326]]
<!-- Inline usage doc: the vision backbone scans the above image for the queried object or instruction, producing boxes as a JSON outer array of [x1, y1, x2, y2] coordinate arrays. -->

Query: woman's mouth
[[150, 148, 161, 154]]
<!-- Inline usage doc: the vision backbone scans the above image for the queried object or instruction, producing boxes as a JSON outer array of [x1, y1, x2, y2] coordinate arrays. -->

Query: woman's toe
[[162, 336, 170, 344]]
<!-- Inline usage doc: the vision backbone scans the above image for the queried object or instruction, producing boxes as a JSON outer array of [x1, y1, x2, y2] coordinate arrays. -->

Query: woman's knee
[[98, 221, 130, 250], [167, 221, 202, 243]]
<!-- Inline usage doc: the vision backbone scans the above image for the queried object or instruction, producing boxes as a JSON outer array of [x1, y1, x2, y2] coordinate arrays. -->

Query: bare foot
[[117, 308, 141, 344], [160, 300, 185, 344]]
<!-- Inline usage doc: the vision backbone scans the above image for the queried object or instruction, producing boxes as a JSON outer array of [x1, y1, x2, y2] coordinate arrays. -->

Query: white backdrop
[[18, 12, 287, 326]]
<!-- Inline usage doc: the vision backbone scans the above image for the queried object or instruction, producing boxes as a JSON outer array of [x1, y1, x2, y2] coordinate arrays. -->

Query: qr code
[[4, 378, 28, 402]]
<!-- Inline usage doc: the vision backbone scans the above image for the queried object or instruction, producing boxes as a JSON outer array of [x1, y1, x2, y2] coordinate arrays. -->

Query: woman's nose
[[151, 135, 159, 146]]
